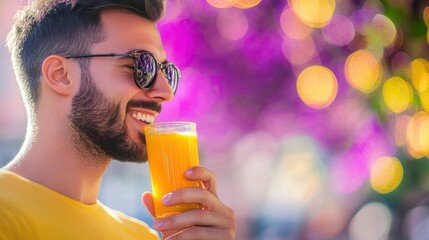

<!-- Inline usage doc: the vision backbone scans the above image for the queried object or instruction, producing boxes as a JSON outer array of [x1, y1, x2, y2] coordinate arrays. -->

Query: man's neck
[[3, 131, 111, 205]]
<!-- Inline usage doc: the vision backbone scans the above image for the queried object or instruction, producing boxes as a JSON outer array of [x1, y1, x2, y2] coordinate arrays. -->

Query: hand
[[142, 166, 236, 240]]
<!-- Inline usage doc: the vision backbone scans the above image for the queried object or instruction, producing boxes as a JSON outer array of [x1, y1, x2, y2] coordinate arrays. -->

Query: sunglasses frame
[[65, 50, 180, 94]]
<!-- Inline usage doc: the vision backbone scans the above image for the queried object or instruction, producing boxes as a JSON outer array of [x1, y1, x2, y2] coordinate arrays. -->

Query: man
[[0, 0, 236, 239]]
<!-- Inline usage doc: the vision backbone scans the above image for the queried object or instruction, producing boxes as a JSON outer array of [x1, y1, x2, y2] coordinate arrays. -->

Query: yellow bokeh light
[[229, 0, 262, 9], [280, 7, 312, 40], [289, 0, 336, 28], [370, 156, 403, 194], [410, 58, 429, 92], [407, 111, 429, 158], [296, 65, 338, 109], [382, 76, 413, 113], [345, 50, 382, 93], [206, 0, 233, 8], [420, 87, 429, 112]]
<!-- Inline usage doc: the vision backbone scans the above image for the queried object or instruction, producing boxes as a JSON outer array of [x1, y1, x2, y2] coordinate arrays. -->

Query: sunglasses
[[65, 50, 180, 94]]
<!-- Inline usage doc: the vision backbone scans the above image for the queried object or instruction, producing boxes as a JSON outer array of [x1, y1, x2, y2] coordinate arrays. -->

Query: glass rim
[[143, 122, 197, 134], [144, 121, 196, 127]]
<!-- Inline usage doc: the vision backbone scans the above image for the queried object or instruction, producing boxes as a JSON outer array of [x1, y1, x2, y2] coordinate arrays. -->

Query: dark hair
[[6, 0, 165, 117]]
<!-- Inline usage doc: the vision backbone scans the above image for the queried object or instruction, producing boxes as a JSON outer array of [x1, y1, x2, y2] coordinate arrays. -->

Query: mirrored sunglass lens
[[162, 64, 179, 90], [135, 53, 157, 88]]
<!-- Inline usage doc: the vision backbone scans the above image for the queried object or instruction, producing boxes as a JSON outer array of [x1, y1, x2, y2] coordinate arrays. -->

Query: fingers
[[141, 191, 156, 219], [155, 208, 234, 231], [165, 226, 235, 240], [162, 187, 230, 214], [155, 187, 236, 239], [142, 192, 189, 238], [185, 166, 217, 195], [144, 166, 237, 239], [155, 210, 236, 240]]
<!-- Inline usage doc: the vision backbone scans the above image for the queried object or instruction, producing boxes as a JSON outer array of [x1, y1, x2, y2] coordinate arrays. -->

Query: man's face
[[69, 11, 174, 163]]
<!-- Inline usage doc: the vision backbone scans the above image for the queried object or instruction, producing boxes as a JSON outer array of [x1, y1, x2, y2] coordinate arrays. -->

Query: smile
[[131, 112, 156, 124]]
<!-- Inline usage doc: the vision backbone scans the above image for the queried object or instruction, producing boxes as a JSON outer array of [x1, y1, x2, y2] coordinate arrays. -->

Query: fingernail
[[162, 192, 172, 204], [154, 220, 164, 229], [185, 169, 193, 176]]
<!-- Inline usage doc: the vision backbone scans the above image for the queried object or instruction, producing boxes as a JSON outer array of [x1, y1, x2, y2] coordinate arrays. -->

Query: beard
[[69, 65, 161, 163]]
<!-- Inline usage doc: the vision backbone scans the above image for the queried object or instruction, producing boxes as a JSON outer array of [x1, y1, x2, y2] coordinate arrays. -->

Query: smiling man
[[0, 0, 236, 239]]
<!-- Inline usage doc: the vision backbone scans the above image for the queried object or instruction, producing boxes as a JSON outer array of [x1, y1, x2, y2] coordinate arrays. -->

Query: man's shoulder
[[0, 169, 27, 202], [0, 171, 33, 239], [0, 169, 37, 203], [0, 170, 160, 239], [98, 202, 160, 239]]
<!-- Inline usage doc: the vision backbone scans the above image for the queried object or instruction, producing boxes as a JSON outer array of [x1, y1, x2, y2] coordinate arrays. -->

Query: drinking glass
[[144, 122, 201, 219]]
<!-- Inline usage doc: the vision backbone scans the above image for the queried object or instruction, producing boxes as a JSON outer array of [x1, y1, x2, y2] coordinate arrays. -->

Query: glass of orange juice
[[144, 122, 202, 219]]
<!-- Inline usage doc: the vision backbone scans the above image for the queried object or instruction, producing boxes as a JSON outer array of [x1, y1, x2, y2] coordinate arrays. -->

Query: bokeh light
[[229, 0, 262, 9], [280, 7, 312, 40], [370, 156, 403, 194], [330, 117, 395, 195], [296, 65, 338, 109], [407, 111, 429, 158], [425, 6, 429, 45], [420, 88, 429, 112], [410, 58, 429, 92], [371, 14, 398, 48], [425, 6, 429, 46], [264, 135, 326, 211], [281, 35, 318, 66], [289, 0, 336, 28], [322, 14, 356, 47], [382, 76, 413, 113], [390, 51, 411, 75], [345, 49, 382, 93], [232, 131, 278, 207], [206, 0, 232, 8], [404, 206, 429, 239], [349, 202, 392, 240], [427, 27, 429, 46], [216, 8, 248, 41], [305, 197, 348, 239], [391, 114, 411, 147], [206, 0, 262, 9], [424, 7, 429, 26]]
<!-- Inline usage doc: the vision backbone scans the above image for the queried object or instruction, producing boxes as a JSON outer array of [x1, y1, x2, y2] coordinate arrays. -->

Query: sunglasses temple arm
[[65, 53, 131, 59]]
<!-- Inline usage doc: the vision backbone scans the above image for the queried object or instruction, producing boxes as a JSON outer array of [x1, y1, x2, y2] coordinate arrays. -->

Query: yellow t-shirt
[[0, 170, 160, 240]]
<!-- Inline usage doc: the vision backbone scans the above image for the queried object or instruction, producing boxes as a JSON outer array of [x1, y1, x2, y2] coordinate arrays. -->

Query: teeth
[[131, 112, 155, 124]]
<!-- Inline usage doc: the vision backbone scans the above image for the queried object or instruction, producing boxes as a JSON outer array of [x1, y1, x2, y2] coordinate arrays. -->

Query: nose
[[146, 70, 174, 102]]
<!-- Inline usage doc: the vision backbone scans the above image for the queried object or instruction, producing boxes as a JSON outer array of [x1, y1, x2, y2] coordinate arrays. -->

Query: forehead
[[92, 11, 166, 60]]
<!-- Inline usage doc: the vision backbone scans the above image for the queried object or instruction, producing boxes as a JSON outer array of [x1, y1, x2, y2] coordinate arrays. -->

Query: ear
[[41, 55, 74, 95]]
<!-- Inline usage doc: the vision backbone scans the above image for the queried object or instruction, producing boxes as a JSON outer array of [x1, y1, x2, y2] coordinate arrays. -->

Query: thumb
[[141, 191, 156, 219]]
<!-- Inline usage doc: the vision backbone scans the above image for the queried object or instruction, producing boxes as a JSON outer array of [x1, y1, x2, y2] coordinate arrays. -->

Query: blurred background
[[1, 0, 429, 239]]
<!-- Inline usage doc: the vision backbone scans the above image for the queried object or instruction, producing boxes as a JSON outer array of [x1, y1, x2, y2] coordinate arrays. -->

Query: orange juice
[[144, 123, 201, 219]]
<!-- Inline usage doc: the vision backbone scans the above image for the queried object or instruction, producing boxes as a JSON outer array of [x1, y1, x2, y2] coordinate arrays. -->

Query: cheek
[[90, 63, 138, 98], [69, 65, 82, 96], [90, 62, 118, 93]]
